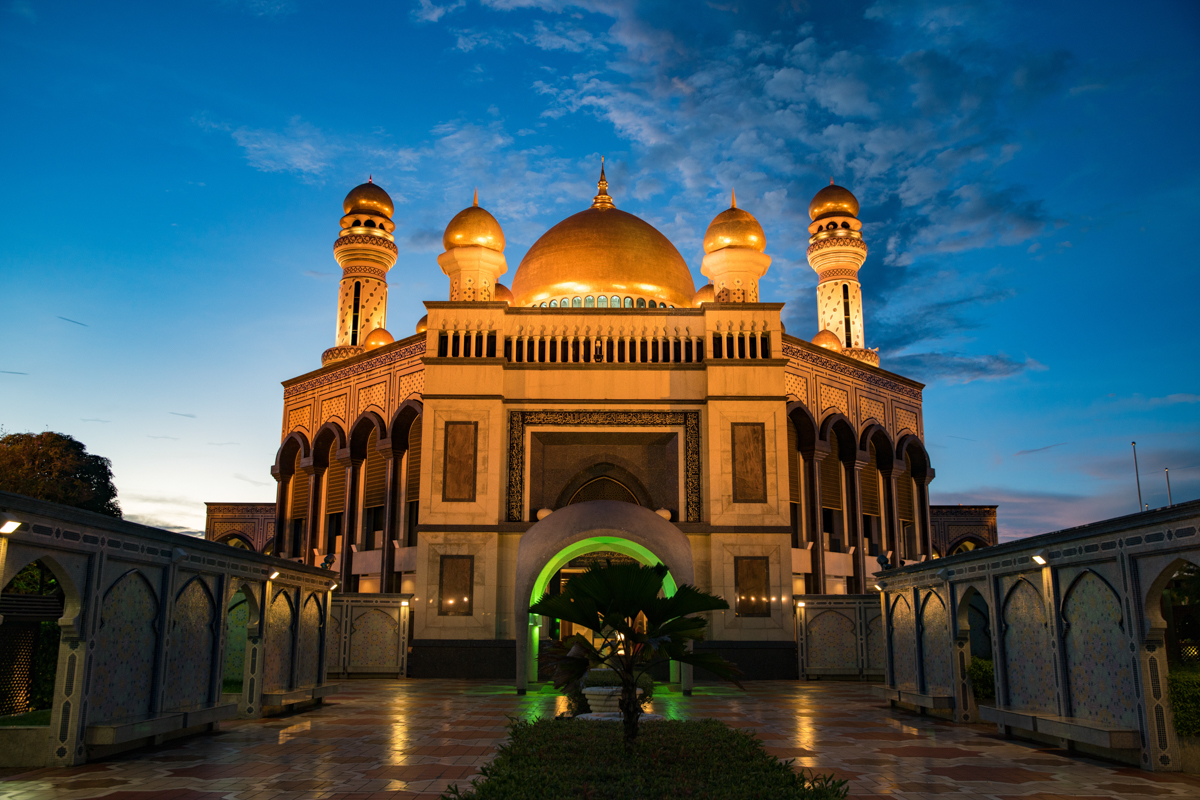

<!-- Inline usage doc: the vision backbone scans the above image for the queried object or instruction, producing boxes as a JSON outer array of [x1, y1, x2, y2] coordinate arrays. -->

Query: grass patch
[[0, 708, 52, 727], [442, 718, 847, 800]]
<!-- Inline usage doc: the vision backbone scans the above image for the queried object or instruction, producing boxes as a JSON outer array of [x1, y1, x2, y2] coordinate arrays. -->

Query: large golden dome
[[808, 182, 859, 221], [343, 180, 394, 219], [510, 167, 695, 307], [443, 192, 505, 252], [703, 191, 766, 254]]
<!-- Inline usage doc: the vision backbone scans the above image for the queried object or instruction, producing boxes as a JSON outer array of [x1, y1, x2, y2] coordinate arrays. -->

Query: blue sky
[[1, 0, 1197, 537]]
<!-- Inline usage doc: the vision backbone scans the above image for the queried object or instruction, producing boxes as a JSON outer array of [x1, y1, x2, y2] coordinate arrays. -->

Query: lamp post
[[1166, 467, 1173, 507], [1132, 442, 1143, 512]]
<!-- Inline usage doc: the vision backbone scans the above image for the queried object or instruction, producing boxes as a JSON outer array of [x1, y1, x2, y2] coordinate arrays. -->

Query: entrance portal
[[513, 500, 695, 694]]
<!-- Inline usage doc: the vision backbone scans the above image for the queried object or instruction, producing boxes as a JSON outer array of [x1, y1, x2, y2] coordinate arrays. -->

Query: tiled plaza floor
[[3, 679, 1200, 799]]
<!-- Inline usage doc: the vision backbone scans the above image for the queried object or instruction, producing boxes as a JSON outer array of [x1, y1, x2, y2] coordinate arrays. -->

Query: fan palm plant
[[530, 560, 743, 744]]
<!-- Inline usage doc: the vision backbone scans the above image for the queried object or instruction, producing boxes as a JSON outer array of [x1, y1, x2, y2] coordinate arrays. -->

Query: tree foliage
[[0, 431, 121, 517], [531, 561, 742, 744]]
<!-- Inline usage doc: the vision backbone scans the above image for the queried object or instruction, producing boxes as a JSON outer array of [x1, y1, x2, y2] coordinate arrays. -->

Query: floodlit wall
[[797, 595, 885, 680], [0, 491, 339, 768], [874, 499, 1200, 772]]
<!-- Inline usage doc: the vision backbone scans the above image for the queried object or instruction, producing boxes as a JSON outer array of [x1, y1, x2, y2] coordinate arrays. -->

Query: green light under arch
[[530, 536, 679, 606]]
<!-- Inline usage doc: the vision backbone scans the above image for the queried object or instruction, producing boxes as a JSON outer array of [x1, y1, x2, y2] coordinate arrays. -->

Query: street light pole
[[1166, 467, 1173, 507], [1133, 442, 1144, 512]]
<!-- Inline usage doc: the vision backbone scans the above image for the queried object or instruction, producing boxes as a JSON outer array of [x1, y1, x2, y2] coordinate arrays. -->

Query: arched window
[[353, 219, 362, 227], [351, 281, 362, 345], [365, 219, 376, 228], [562, 297, 569, 307], [585, 296, 595, 308], [624, 297, 634, 308], [597, 295, 608, 308], [569, 476, 639, 505], [541, 302, 548, 307], [648, 300, 657, 308], [611, 296, 621, 308], [636, 298, 646, 308], [572, 297, 582, 308], [841, 221, 851, 228], [550, 300, 558, 307], [841, 283, 852, 347]]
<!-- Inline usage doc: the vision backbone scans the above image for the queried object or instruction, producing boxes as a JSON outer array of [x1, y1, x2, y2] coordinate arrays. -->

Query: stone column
[[879, 468, 902, 564], [337, 454, 360, 591], [301, 464, 319, 565], [914, 473, 935, 557], [272, 472, 288, 558], [802, 444, 830, 594], [379, 443, 399, 594], [847, 455, 869, 593]]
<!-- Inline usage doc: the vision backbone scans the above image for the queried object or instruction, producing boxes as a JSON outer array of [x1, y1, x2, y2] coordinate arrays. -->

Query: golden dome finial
[[592, 156, 614, 209], [809, 181, 860, 221], [703, 193, 765, 254], [473, 187, 478, 207], [731, 188, 737, 209]]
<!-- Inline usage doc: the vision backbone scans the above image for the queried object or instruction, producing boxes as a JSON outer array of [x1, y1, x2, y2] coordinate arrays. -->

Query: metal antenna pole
[[1166, 468, 1173, 507], [1133, 442, 1143, 512]]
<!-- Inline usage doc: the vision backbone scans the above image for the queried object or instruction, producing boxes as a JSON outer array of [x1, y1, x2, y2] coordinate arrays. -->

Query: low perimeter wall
[[875, 499, 1200, 772], [798, 595, 885, 681], [0, 492, 340, 767]]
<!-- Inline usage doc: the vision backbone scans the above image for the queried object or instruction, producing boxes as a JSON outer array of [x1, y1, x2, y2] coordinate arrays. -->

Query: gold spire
[[592, 156, 614, 209], [731, 187, 737, 209], [473, 187, 478, 207]]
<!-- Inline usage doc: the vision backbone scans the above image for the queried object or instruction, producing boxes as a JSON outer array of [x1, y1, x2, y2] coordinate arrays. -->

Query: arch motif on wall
[[920, 590, 953, 694], [890, 594, 917, 691], [1060, 569, 1137, 727], [296, 592, 325, 687], [807, 610, 857, 670], [865, 613, 885, 671], [91, 570, 159, 724], [265, 590, 295, 692], [1001, 577, 1056, 714], [350, 608, 399, 669], [165, 575, 216, 712]]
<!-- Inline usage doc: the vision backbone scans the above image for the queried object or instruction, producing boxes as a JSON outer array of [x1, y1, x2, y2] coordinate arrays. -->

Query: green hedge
[[968, 658, 995, 702], [442, 718, 847, 800], [1169, 668, 1200, 738]]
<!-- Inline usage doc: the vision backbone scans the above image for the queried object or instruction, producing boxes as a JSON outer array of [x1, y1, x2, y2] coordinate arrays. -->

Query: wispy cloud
[[169, 412, 196, 418], [885, 352, 1046, 384], [1, 370, 29, 375], [208, 441, 239, 446], [81, 418, 110, 423], [147, 435, 180, 441], [1015, 442, 1067, 456], [412, 0, 465, 23], [235, 473, 272, 487]]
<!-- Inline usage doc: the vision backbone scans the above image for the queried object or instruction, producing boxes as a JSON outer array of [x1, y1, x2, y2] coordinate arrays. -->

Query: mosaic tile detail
[[784, 372, 808, 403], [859, 396, 885, 426], [891, 595, 918, 691], [920, 590, 953, 694], [165, 577, 215, 712], [287, 405, 310, 433], [865, 613, 886, 671], [807, 610, 857, 671], [397, 370, 424, 400], [224, 592, 250, 686], [327, 605, 343, 669], [350, 608, 398, 669], [265, 590, 295, 692], [1003, 578, 1056, 714], [357, 381, 387, 415], [296, 593, 323, 688], [91, 571, 159, 724], [321, 394, 347, 423], [819, 384, 849, 415], [1063, 571, 1137, 727], [895, 407, 918, 433]]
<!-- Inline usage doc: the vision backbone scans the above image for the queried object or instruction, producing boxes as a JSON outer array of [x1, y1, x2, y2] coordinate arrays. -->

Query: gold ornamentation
[[820, 385, 849, 415], [782, 341, 921, 400], [334, 234, 399, 254], [357, 381, 387, 415], [896, 407, 919, 433], [785, 373, 808, 403], [288, 339, 426, 398], [507, 410, 701, 522], [321, 394, 348, 423], [806, 237, 868, 256], [287, 405, 311, 433], [859, 396, 885, 426]]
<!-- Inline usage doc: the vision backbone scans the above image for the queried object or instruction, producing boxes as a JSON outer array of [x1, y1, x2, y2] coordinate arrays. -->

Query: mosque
[[205, 167, 996, 679]]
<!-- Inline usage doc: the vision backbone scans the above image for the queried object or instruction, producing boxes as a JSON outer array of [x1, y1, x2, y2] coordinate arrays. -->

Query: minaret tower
[[701, 189, 771, 302], [324, 179, 399, 365], [805, 181, 878, 366], [437, 189, 508, 302]]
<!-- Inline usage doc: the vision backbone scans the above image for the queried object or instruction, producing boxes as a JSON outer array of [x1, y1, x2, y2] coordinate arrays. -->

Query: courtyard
[[2, 680, 1198, 800]]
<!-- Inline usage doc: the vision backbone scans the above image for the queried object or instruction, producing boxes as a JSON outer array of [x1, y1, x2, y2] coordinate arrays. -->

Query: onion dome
[[808, 181, 859, 221], [443, 189, 505, 252], [703, 190, 766, 254], [415, 315, 428, 334], [494, 283, 513, 305], [692, 284, 715, 307], [363, 327, 394, 348], [812, 329, 843, 351], [343, 178, 394, 219], [510, 162, 695, 307]]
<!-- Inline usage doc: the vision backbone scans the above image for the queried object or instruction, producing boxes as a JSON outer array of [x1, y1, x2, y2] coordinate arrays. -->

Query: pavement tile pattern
[[2, 680, 1200, 799]]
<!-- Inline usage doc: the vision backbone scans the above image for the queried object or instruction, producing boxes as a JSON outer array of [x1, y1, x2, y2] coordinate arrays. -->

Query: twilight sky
[[1, 0, 1198, 538]]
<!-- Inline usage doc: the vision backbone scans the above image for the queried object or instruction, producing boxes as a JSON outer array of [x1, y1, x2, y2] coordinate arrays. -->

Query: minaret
[[700, 189, 771, 303], [437, 189, 508, 302], [805, 181, 878, 366], [324, 179, 398, 365]]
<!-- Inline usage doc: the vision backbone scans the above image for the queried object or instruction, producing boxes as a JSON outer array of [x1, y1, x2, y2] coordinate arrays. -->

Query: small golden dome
[[443, 190, 505, 252], [343, 179, 394, 219], [363, 327, 394, 348], [415, 315, 428, 334], [692, 284, 715, 307], [703, 190, 766, 254], [510, 165, 695, 307], [494, 283, 513, 304], [812, 329, 843, 351], [808, 182, 859, 221]]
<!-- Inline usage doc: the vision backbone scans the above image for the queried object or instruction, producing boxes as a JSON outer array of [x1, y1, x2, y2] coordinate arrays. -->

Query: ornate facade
[[207, 170, 946, 680]]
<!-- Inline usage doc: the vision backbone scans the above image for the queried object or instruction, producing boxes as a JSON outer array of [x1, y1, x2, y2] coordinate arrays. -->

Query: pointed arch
[[348, 410, 387, 460], [859, 424, 895, 471], [1061, 569, 1137, 726], [819, 411, 858, 460], [272, 430, 311, 478], [166, 575, 217, 711], [896, 434, 933, 481], [1143, 555, 1200, 632], [1062, 568, 1125, 631], [312, 421, 347, 469], [786, 401, 819, 454], [390, 398, 423, 447], [92, 569, 160, 723], [0, 553, 84, 635]]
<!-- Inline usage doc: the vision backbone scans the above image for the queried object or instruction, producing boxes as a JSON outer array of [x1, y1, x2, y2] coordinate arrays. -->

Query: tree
[[0, 431, 121, 517], [531, 561, 743, 745]]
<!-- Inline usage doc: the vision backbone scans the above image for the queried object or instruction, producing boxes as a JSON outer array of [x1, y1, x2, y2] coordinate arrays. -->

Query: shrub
[[1169, 667, 1200, 738], [968, 658, 995, 702], [442, 718, 847, 800], [563, 668, 656, 716]]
